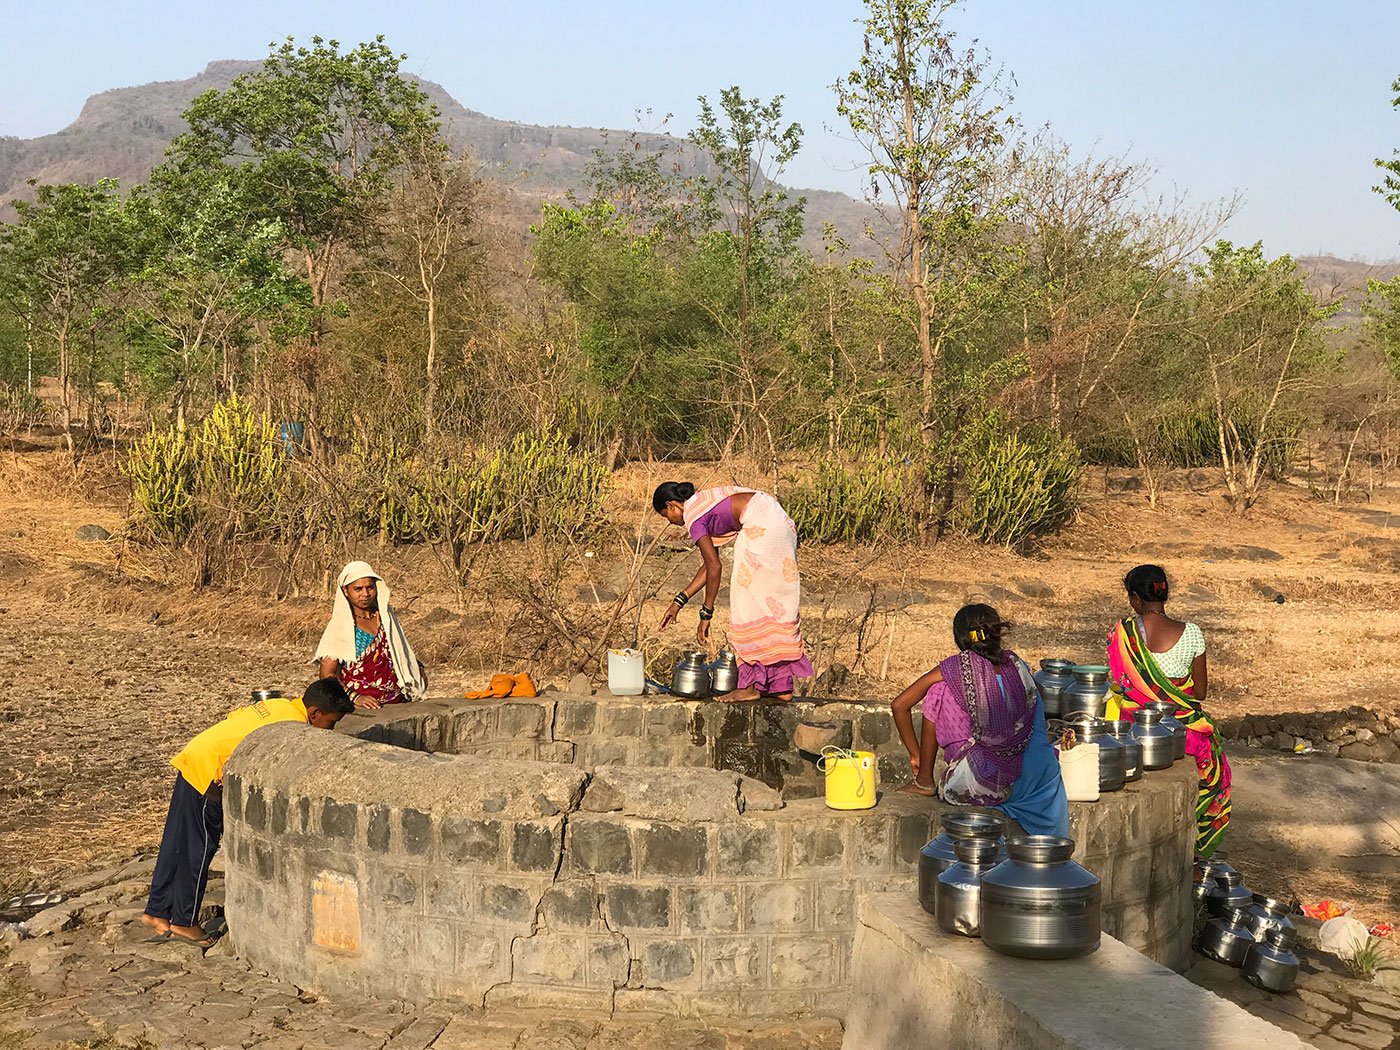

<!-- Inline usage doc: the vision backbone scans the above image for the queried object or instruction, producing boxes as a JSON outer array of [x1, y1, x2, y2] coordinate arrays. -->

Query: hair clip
[[968, 628, 986, 643]]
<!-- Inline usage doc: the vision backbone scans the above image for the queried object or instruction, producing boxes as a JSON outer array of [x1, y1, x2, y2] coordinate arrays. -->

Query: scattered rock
[[793, 720, 853, 756], [1236, 545, 1284, 562], [1012, 578, 1056, 599], [567, 673, 593, 696], [74, 524, 111, 542], [737, 776, 783, 812]]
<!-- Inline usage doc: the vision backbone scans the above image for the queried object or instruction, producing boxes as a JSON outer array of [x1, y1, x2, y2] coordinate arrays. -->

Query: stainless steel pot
[[1066, 716, 1126, 793], [670, 651, 712, 698], [1192, 876, 1218, 906], [1143, 701, 1188, 760], [919, 812, 1006, 912], [251, 688, 283, 702], [708, 648, 739, 695], [1062, 666, 1111, 719], [1132, 708, 1177, 771], [1243, 894, 1295, 943], [980, 835, 1101, 960], [1105, 719, 1143, 781], [1242, 925, 1300, 993], [1033, 659, 1076, 719], [1204, 870, 1252, 919], [935, 837, 1003, 937], [1198, 906, 1254, 967]]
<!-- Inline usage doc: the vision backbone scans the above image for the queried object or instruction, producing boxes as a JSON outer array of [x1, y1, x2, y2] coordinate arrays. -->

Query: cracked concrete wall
[[224, 711, 1197, 1019]]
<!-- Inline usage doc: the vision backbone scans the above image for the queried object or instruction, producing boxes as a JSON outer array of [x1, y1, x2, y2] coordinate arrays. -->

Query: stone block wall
[[348, 693, 918, 796], [224, 715, 1199, 1017]]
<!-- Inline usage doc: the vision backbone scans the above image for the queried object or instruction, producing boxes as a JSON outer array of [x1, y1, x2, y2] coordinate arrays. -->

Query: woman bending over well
[[653, 481, 813, 701]]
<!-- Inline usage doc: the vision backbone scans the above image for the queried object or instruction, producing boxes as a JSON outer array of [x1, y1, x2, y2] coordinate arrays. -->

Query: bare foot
[[900, 781, 937, 797], [140, 913, 170, 935], [716, 688, 762, 703], [761, 692, 794, 702]]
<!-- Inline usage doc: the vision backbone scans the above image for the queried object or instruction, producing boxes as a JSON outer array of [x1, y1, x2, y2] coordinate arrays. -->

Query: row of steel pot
[[918, 812, 1101, 960], [1036, 658, 1189, 795], [670, 649, 739, 697], [1194, 856, 1300, 993]]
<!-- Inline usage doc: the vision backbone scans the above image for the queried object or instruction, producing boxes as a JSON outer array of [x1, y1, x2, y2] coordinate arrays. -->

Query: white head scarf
[[314, 561, 426, 701]]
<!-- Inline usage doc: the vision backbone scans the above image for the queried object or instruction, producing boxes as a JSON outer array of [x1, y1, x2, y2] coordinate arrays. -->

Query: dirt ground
[[2, 449, 1399, 920]]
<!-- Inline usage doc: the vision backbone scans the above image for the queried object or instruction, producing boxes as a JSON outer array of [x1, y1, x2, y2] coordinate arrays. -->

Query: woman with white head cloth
[[316, 561, 427, 709]]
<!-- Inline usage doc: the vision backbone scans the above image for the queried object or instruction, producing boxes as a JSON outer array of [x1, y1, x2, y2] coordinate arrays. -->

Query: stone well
[[221, 693, 1198, 1019]]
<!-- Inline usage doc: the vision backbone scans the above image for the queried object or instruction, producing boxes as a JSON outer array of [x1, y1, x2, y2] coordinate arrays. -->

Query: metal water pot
[[1192, 875, 1218, 906], [1242, 925, 1300, 993], [1066, 716, 1126, 793], [1205, 870, 1252, 918], [1106, 720, 1143, 781], [1198, 907, 1255, 967], [935, 837, 1002, 937], [1132, 708, 1177, 771], [919, 811, 1006, 912], [980, 835, 1101, 960], [1143, 701, 1188, 760], [708, 648, 739, 695], [251, 688, 283, 702], [670, 651, 712, 698], [1243, 894, 1295, 943], [1033, 659, 1076, 719], [1062, 666, 1111, 719]]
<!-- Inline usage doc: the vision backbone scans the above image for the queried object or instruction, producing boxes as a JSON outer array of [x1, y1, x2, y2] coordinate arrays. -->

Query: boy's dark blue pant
[[144, 775, 223, 927]]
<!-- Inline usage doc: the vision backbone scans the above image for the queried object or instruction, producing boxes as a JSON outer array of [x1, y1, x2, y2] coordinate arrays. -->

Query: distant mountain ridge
[[0, 60, 1391, 297], [0, 59, 877, 255]]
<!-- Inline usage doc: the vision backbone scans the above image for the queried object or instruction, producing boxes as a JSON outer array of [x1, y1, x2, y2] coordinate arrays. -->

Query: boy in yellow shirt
[[140, 678, 354, 947]]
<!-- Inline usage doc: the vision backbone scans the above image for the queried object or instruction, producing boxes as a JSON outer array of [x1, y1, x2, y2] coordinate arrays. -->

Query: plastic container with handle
[[1057, 742, 1100, 802], [818, 747, 878, 810], [607, 648, 645, 696]]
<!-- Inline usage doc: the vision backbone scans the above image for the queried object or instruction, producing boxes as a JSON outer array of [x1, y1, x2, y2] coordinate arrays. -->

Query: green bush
[[781, 459, 915, 544], [365, 429, 609, 546], [1081, 406, 1300, 479], [127, 395, 285, 541], [128, 424, 197, 540], [956, 419, 1080, 547]]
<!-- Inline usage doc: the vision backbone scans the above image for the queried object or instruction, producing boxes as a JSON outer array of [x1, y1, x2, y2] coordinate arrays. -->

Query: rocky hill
[[0, 60, 881, 255], [0, 61, 1391, 296]]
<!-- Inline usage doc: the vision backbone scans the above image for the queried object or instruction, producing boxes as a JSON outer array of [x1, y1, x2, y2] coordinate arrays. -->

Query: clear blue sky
[[4, 0, 1399, 259]]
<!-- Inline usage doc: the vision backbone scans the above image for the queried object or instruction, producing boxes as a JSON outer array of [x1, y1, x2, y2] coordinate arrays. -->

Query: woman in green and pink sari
[[1107, 564, 1231, 856], [654, 481, 813, 701]]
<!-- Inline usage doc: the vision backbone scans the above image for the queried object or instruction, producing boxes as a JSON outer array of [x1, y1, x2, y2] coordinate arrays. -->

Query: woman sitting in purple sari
[[890, 603, 1069, 836]]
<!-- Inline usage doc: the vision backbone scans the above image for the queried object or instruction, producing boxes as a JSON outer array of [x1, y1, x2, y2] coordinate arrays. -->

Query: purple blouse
[[688, 496, 739, 542]]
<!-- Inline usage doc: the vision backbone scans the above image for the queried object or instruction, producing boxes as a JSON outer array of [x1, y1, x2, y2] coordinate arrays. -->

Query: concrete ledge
[[843, 893, 1307, 1050]]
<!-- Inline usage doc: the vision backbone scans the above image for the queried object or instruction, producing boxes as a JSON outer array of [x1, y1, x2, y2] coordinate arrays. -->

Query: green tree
[[835, 0, 1017, 453], [688, 87, 806, 465], [159, 35, 442, 318], [0, 179, 141, 461], [1187, 242, 1337, 511], [125, 176, 309, 424], [348, 145, 488, 452], [1373, 74, 1400, 212]]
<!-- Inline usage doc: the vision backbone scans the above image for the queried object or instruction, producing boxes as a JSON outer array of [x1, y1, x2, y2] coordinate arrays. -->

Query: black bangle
[[698, 606, 715, 621], [673, 591, 690, 608]]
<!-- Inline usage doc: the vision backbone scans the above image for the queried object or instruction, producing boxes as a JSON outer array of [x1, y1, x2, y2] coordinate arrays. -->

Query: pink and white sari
[[684, 487, 813, 694]]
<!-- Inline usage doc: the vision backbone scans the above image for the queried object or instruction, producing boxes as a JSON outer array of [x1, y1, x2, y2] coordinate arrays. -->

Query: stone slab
[[842, 893, 1307, 1050]]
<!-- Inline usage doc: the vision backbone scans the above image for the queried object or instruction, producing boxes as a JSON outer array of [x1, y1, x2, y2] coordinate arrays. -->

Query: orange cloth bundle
[[465, 673, 537, 700], [1301, 900, 1347, 922]]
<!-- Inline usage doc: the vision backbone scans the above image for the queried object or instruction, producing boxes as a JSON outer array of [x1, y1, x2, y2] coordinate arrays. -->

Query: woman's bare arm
[[1192, 652, 1208, 703], [697, 535, 722, 610], [317, 657, 339, 680], [891, 668, 943, 768]]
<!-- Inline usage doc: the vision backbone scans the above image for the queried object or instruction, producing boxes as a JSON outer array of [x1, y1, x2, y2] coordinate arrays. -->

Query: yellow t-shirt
[[171, 697, 309, 794]]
